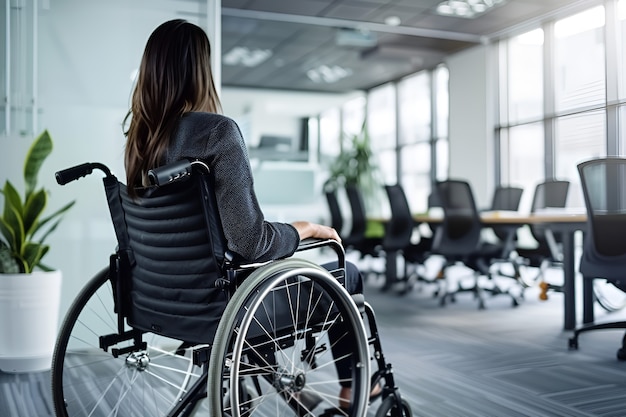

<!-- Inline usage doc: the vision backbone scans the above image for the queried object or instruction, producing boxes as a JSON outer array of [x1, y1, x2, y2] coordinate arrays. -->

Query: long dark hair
[[124, 19, 222, 194]]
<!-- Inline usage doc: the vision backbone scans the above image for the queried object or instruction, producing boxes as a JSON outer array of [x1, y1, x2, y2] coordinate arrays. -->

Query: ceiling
[[211, 0, 590, 93]]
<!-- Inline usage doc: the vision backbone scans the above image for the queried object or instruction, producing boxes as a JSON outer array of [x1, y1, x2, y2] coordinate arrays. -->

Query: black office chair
[[515, 180, 570, 295], [489, 186, 524, 243], [382, 184, 433, 294], [324, 187, 344, 237], [568, 158, 626, 361], [487, 186, 526, 287], [343, 184, 384, 276], [432, 180, 521, 309]]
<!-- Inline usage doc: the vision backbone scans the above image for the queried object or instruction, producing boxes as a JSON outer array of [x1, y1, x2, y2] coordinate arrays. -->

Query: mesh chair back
[[426, 191, 441, 235], [492, 186, 523, 211], [106, 173, 228, 344], [345, 185, 368, 244], [432, 180, 482, 256], [490, 186, 523, 241], [578, 158, 626, 258], [530, 180, 570, 243], [383, 185, 414, 251], [325, 189, 344, 237]]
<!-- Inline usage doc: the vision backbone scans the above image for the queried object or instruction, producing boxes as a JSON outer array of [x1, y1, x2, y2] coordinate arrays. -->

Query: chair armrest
[[296, 238, 346, 271]]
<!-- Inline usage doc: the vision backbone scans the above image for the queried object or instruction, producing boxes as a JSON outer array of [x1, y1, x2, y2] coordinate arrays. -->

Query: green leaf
[[0, 204, 24, 252], [0, 215, 16, 249], [23, 188, 47, 238], [0, 130, 73, 272], [37, 217, 61, 244], [2, 181, 23, 219], [32, 200, 75, 240], [24, 129, 53, 198], [22, 242, 48, 273], [0, 242, 20, 273]]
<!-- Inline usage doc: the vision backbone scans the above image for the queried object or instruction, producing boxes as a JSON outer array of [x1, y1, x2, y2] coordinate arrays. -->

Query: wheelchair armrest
[[296, 238, 346, 270], [351, 293, 365, 314]]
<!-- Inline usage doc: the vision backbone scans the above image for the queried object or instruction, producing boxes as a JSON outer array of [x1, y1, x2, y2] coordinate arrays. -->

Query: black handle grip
[[55, 163, 94, 185], [148, 159, 192, 186]]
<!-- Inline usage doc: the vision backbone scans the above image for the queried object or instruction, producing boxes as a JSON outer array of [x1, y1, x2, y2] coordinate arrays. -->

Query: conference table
[[406, 211, 588, 331]]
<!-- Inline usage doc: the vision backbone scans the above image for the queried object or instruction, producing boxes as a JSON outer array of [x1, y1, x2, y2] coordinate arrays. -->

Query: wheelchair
[[50, 159, 412, 417]]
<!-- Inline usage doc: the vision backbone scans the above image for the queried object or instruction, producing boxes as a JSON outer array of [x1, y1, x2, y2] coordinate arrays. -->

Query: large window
[[555, 110, 606, 206], [367, 84, 397, 185], [342, 96, 366, 139], [434, 66, 450, 181], [615, 0, 626, 154], [554, 6, 606, 112], [398, 72, 431, 212], [314, 66, 449, 217], [318, 108, 340, 167], [506, 29, 544, 124], [498, 2, 624, 210], [504, 123, 545, 212], [620, 0, 626, 99]]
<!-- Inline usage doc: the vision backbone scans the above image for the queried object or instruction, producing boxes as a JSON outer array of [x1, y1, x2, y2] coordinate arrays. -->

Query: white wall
[[446, 44, 494, 207]]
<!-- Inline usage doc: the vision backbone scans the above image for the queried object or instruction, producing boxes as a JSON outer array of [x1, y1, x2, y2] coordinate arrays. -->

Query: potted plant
[[325, 122, 385, 236], [0, 130, 74, 373]]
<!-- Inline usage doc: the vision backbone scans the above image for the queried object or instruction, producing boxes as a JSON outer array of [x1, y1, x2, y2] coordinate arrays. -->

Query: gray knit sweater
[[164, 112, 299, 263]]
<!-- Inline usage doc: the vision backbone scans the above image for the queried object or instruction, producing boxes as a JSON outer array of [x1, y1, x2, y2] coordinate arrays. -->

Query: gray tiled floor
[[2, 255, 626, 416]]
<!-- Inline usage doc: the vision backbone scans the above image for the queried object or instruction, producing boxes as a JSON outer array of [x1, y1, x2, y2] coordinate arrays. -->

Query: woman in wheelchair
[[124, 18, 378, 412], [51, 18, 411, 417]]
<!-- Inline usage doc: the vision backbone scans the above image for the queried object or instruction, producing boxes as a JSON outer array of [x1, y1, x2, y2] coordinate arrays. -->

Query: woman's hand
[[291, 221, 341, 243]]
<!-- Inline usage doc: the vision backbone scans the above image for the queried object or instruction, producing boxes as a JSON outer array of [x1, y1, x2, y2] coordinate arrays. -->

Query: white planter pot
[[0, 270, 62, 373]]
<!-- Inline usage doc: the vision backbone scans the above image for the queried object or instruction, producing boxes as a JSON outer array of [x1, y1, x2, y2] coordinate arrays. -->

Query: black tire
[[51, 268, 203, 417], [208, 258, 370, 417], [375, 395, 412, 417]]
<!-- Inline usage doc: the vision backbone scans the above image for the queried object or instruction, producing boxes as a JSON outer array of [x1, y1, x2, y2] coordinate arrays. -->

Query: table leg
[[582, 276, 594, 324], [382, 250, 397, 291], [562, 230, 576, 330]]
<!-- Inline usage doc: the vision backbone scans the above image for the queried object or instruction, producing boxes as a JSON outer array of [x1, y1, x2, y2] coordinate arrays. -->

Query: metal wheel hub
[[275, 368, 306, 392], [125, 351, 150, 371]]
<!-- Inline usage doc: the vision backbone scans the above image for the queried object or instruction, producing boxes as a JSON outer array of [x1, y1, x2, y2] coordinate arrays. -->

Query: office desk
[[410, 212, 587, 331]]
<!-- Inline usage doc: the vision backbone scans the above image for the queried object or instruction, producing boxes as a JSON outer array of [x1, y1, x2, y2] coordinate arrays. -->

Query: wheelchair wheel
[[375, 396, 412, 417], [51, 268, 204, 417], [208, 258, 370, 417]]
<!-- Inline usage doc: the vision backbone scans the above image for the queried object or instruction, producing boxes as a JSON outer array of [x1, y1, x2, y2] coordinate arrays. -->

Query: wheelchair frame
[[50, 160, 411, 417]]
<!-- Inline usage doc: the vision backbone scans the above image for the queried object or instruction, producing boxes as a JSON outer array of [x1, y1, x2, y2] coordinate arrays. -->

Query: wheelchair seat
[[50, 159, 412, 417]]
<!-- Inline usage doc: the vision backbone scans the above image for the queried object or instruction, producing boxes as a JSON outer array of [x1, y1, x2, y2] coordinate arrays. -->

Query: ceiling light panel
[[223, 46, 273, 67], [435, 0, 506, 18]]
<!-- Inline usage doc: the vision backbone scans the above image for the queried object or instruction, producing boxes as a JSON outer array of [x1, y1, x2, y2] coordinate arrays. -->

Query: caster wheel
[[617, 347, 626, 361], [375, 396, 412, 417], [568, 337, 579, 350]]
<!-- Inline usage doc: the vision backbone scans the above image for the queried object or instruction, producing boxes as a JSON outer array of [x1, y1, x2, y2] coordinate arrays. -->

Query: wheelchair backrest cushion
[[111, 175, 228, 344]]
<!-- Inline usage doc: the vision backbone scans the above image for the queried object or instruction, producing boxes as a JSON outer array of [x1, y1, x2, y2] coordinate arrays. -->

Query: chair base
[[568, 321, 626, 361], [438, 269, 522, 310]]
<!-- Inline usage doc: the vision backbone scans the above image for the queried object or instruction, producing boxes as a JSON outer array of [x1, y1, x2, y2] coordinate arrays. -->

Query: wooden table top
[[412, 211, 587, 225]]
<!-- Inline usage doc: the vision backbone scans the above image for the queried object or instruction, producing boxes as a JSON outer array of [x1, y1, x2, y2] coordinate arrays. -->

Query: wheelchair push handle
[[148, 159, 211, 187], [148, 159, 192, 186], [55, 162, 112, 185]]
